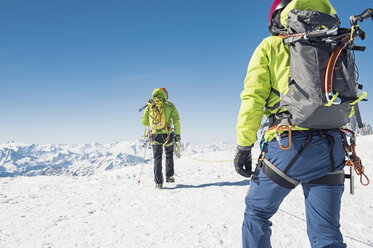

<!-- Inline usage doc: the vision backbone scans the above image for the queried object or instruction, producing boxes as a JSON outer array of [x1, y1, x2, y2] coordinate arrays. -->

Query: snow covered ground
[[0, 136, 372, 247]]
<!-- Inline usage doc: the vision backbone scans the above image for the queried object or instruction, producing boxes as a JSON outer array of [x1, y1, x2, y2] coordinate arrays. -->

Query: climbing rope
[[345, 144, 370, 186], [340, 128, 370, 186]]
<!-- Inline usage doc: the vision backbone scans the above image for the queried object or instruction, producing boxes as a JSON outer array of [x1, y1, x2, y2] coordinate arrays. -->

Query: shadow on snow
[[162, 179, 250, 189]]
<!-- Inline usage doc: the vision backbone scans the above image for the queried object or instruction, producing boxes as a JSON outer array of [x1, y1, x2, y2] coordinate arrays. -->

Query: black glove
[[234, 147, 253, 178], [175, 134, 181, 142]]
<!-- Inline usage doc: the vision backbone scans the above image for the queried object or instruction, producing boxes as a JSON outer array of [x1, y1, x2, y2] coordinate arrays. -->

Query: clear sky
[[0, 0, 372, 144]]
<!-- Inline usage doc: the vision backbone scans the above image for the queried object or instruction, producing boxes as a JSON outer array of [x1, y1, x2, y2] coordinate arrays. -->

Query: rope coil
[[345, 145, 370, 186], [340, 128, 370, 186]]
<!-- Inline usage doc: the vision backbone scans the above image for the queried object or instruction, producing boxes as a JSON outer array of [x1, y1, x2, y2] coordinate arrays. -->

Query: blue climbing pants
[[242, 131, 347, 248]]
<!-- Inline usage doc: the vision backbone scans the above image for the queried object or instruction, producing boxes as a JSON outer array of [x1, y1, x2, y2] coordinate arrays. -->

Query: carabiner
[[275, 125, 293, 150]]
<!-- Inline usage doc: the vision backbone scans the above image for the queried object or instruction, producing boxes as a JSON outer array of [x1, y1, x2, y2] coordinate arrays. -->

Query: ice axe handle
[[138, 104, 147, 112], [350, 8, 373, 26]]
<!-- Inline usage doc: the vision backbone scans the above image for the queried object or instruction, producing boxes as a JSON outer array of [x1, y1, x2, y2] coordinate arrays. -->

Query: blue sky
[[0, 0, 372, 144]]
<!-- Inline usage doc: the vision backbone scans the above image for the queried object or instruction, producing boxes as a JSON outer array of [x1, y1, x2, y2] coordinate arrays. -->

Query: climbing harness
[[258, 129, 349, 189], [259, 127, 370, 193], [151, 125, 172, 147]]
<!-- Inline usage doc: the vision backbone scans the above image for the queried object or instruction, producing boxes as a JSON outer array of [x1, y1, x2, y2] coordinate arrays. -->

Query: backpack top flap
[[286, 9, 340, 34]]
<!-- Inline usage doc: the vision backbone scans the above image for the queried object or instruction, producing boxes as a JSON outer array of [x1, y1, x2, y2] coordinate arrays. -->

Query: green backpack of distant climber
[[147, 97, 166, 130]]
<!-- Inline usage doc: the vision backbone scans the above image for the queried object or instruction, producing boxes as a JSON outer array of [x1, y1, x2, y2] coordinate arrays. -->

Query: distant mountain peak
[[346, 116, 373, 136]]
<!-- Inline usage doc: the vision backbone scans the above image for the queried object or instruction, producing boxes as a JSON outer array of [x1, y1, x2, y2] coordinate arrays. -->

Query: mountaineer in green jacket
[[142, 87, 181, 189], [235, 0, 349, 247]]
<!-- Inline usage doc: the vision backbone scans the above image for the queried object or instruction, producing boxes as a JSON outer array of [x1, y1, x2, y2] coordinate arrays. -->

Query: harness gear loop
[[340, 128, 370, 186], [275, 125, 294, 150], [258, 135, 267, 162]]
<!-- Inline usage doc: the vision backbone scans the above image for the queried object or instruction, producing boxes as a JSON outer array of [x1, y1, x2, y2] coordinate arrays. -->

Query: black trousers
[[152, 133, 174, 185]]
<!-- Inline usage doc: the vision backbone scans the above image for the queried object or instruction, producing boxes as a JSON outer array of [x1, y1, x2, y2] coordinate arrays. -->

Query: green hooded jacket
[[142, 88, 181, 135], [237, 0, 336, 147]]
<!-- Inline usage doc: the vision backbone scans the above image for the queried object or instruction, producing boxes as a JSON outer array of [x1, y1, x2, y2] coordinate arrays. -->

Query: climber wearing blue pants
[[234, 0, 349, 247], [242, 131, 346, 247]]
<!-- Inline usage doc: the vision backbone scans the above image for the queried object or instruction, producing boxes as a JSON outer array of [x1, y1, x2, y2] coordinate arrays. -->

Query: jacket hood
[[280, 0, 336, 28], [152, 88, 168, 101]]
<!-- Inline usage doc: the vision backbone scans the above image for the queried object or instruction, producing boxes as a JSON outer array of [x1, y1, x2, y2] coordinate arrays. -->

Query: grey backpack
[[277, 9, 366, 129]]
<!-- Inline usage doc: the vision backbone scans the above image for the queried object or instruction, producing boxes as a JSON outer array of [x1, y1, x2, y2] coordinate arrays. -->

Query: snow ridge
[[0, 140, 236, 177], [0, 140, 147, 177]]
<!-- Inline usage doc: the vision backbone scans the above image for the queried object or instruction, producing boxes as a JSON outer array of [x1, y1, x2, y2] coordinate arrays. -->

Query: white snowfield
[[0, 136, 372, 248]]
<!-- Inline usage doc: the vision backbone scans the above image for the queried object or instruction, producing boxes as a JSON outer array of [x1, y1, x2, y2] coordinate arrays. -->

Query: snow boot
[[166, 176, 175, 183], [155, 183, 163, 190]]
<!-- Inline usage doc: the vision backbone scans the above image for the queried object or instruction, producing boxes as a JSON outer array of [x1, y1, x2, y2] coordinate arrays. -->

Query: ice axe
[[350, 8, 373, 26]]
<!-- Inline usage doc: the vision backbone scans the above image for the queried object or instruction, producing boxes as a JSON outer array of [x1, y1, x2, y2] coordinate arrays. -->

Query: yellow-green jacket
[[236, 0, 336, 147], [142, 88, 181, 135]]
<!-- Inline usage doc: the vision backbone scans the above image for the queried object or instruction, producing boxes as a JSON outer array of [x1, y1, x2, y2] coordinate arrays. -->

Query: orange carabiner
[[275, 125, 294, 150]]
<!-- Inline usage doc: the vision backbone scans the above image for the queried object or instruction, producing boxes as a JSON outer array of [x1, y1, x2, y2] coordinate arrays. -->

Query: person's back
[[235, 0, 348, 247], [142, 88, 180, 134], [142, 87, 181, 189]]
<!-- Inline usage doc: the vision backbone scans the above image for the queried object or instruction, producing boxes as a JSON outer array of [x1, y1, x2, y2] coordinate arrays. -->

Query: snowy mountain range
[[1, 137, 372, 247], [1, 123, 372, 178], [346, 116, 373, 136], [1, 120, 371, 178], [0, 140, 236, 177]]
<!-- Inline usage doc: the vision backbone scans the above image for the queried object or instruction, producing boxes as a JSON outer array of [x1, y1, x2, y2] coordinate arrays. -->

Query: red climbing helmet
[[268, 0, 292, 34], [160, 87, 168, 97]]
